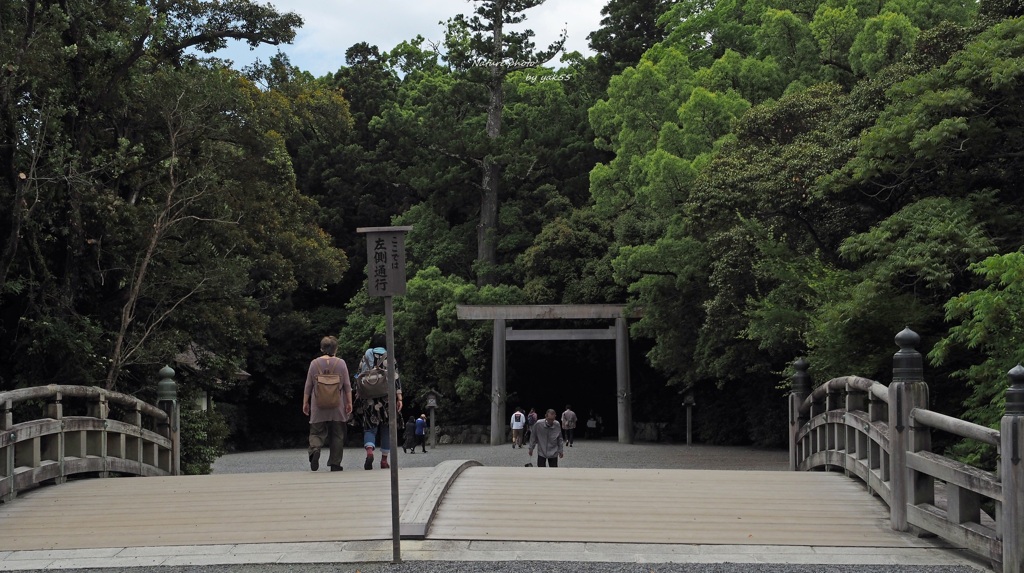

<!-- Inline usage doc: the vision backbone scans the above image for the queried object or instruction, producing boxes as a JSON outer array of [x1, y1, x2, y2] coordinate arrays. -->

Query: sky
[[214, 0, 608, 77]]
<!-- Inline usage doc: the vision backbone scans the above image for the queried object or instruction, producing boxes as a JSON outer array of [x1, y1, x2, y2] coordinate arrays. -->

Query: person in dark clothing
[[525, 407, 538, 443], [403, 415, 417, 454]]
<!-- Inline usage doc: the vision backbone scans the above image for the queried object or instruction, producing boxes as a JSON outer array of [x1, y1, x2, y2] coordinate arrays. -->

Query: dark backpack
[[355, 350, 389, 399], [313, 357, 342, 409]]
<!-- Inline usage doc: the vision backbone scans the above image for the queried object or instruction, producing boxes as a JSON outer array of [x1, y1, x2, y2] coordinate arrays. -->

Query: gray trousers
[[309, 421, 347, 466]]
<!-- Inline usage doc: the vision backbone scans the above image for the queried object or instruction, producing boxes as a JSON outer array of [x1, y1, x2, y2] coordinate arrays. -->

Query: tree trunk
[[477, 5, 505, 287], [478, 156, 500, 286]]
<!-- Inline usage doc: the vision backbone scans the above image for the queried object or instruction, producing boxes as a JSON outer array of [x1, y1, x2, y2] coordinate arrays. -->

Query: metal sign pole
[[356, 225, 412, 565], [385, 295, 401, 564]]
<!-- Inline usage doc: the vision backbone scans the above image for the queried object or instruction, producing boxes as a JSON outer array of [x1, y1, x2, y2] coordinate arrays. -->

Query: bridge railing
[[1, 379, 180, 503], [790, 372, 893, 504], [789, 327, 1024, 573]]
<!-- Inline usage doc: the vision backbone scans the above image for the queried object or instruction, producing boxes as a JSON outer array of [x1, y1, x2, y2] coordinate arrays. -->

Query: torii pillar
[[457, 304, 639, 445]]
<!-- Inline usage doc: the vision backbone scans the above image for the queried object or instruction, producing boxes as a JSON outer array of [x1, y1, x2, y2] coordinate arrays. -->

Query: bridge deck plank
[[0, 467, 946, 551], [428, 467, 937, 547], [0, 470, 429, 550]]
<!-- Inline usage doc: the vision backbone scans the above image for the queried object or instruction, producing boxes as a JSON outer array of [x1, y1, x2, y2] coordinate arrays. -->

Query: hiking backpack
[[313, 357, 342, 409], [355, 350, 390, 399]]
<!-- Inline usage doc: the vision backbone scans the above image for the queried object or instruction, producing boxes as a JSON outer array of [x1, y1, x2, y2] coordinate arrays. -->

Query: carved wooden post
[[825, 379, 844, 470], [846, 382, 867, 413], [1001, 365, 1024, 573], [790, 358, 811, 471], [44, 390, 63, 420], [129, 403, 143, 465], [157, 366, 180, 475], [846, 381, 867, 474], [888, 327, 929, 531], [810, 376, 825, 461], [87, 393, 109, 477], [867, 383, 887, 484], [1, 399, 12, 501], [44, 391, 65, 484]]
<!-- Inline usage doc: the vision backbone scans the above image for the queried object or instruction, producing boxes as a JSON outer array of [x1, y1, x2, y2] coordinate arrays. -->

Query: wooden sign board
[[356, 226, 413, 297]]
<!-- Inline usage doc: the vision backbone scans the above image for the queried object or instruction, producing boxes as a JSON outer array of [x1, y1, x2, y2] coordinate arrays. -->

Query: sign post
[[357, 225, 412, 564]]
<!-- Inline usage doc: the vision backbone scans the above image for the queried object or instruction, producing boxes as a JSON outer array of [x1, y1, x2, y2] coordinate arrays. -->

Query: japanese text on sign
[[357, 226, 411, 297]]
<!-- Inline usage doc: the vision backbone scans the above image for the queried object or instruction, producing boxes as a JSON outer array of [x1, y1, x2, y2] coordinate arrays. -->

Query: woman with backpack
[[302, 336, 352, 472], [355, 333, 402, 470]]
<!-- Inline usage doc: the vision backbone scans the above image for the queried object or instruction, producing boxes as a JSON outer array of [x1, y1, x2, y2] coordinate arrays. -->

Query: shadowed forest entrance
[[456, 305, 641, 445], [506, 337, 618, 439]]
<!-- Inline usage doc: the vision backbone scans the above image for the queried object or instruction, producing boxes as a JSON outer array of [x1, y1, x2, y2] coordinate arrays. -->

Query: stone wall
[[435, 425, 491, 445]]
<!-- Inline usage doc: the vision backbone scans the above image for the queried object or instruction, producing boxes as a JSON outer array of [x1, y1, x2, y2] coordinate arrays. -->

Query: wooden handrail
[[789, 332, 1024, 573], [0, 385, 167, 421], [1, 383, 179, 503], [911, 408, 1000, 447], [798, 375, 886, 416]]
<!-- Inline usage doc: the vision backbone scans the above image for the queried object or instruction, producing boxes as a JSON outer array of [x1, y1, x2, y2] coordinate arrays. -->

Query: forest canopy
[[2, 0, 1023, 466]]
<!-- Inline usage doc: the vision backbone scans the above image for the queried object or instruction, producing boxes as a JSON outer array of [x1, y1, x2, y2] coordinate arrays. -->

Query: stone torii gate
[[456, 305, 641, 445]]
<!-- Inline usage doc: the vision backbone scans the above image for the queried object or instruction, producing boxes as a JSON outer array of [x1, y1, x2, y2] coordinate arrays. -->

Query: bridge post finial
[[892, 327, 923, 384], [1001, 365, 1024, 572], [888, 326, 931, 533], [789, 358, 811, 471], [157, 366, 180, 476], [1007, 365, 1024, 416], [792, 358, 811, 398]]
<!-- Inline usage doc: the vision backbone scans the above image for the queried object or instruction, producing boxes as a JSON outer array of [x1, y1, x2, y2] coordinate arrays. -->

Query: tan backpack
[[314, 357, 342, 409]]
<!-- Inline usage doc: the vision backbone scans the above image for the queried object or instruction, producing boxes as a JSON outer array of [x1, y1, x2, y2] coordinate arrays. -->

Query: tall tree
[[0, 1, 342, 390], [587, 0, 674, 84], [445, 1, 565, 285]]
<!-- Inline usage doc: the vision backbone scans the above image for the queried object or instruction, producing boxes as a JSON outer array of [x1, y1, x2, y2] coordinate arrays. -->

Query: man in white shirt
[[510, 408, 526, 449]]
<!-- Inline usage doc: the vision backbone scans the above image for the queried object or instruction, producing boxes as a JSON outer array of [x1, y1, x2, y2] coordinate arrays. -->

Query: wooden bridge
[[0, 328, 1022, 571], [0, 461, 980, 568]]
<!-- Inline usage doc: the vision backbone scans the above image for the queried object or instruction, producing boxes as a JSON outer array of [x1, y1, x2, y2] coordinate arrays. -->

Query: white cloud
[[216, 0, 606, 76]]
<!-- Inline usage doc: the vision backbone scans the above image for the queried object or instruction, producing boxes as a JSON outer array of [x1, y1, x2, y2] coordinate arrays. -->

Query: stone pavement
[[0, 540, 988, 570]]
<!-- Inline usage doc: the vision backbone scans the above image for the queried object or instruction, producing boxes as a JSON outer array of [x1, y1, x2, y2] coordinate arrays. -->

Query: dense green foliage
[[4, 0, 1024, 463]]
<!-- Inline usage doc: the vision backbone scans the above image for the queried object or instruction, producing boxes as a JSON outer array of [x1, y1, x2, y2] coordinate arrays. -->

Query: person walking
[[510, 408, 526, 448], [561, 404, 578, 447], [302, 336, 353, 472], [355, 333, 402, 470], [528, 409, 564, 467], [403, 415, 417, 454], [415, 413, 428, 453], [525, 407, 538, 443], [586, 410, 598, 439]]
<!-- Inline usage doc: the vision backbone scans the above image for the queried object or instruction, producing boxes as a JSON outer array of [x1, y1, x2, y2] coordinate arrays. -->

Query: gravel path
[[211, 440, 790, 473]]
